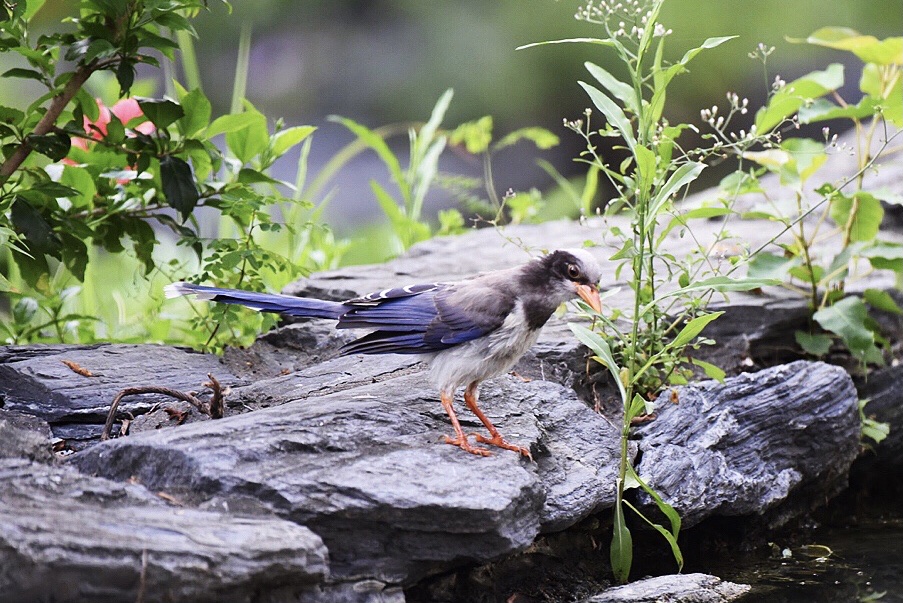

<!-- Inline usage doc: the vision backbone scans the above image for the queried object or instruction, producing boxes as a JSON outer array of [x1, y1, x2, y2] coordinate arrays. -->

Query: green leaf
[[743, 138, 827, 185], [755, 63, 845, 132], [160, 155, 199, 221], [272, 125, 316, 156], [658, 276, 779, 300], [237, 168, 280, 185], [123, 216, 157, 274], [634, 144, 657, 198], [795, 27, 903, 66], [177, 87, 212, 137], [60, 165, 97, 208], [747, 252, 796, 280], [516, 37, 617, 52], [671, 312, 724, 349], [116, 59, 135, 95], [208, 111, 260, 137], [578, 80, 636, 150], [27, 131, 70, 161], [677, 36, 737, 67], [719, 170, 764, 195], [225, 106, 269, 163], [610, 495, 633, 584], [370, 180, 429, 249], [332, 116, 407, 200], [585, 61, 639, 114], [795, 331, 833, 356], [450, 116, 493, 153], [691, 358, 726, 382], [625, 466, 684, 571], [864, 288, 903, 315], [137, 97, 184, 130], [568, 322, 627, 402], [813, 297, 879, 361], [414, 88, 453, 160], [646, 162, 705, 225], [494, 126, 559, 151], [1, 67, 45, 81], [11, 197, 60, 256], [798, 97, 879, 124], [830, 191, 884, 242]]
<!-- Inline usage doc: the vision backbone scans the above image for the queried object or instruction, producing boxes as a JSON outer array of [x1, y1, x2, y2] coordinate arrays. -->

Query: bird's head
[[522, 249, 603, 313]]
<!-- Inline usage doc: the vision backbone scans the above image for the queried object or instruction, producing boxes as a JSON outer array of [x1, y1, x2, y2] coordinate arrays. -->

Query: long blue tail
[[165, 282, 344, 319]]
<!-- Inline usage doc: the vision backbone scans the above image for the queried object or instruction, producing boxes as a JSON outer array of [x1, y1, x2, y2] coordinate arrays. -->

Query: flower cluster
[[575, 0, 671, 40]]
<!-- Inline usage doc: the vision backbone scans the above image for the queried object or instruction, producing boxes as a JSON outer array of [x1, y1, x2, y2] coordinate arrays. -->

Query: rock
[[0, 344, 247, 447], [0, 458, 328, 603], [856, 364, 903, 469], [0, 409, 53, 461], [222, 321, 358, 380], [74, 371, 622, 584], [581, 573, 750, 603], [634, 361, 860, 528]]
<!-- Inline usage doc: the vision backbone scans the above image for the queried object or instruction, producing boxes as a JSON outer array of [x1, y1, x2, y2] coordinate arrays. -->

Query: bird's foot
[[443, 434, 492, 457], [474, 434, 532, 460]]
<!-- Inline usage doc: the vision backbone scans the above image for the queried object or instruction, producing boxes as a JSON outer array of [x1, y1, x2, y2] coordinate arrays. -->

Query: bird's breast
[[427, 302, 541, 393]]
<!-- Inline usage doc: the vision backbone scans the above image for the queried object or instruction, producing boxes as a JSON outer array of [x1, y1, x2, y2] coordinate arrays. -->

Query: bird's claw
[[443, 434, 492, 457], [474, 434, 533, 461]]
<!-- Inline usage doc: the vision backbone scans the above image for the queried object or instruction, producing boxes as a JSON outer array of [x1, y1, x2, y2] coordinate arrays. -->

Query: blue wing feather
[[338, 284, 499, 355]]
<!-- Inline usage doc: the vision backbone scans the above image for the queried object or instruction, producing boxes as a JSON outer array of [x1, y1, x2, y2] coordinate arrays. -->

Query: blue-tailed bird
[[165, 249, 603, 457]]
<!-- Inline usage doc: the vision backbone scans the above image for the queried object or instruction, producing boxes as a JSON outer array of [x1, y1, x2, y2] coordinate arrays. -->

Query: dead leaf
[[163, 407, 189, 424], [156, 491, 183, 506], [61, 359, 94, 377], [630, 413, 657, 425]]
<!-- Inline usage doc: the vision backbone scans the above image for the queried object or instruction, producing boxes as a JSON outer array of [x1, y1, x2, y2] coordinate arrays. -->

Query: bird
[[165, 249, 603, 458]]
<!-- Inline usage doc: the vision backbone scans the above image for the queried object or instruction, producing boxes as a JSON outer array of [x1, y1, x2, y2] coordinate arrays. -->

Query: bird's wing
[[338, 279, 513, 355]]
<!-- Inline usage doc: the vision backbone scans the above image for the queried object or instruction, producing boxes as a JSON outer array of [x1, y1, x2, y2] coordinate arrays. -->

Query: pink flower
[[71, 98, 155, 152]]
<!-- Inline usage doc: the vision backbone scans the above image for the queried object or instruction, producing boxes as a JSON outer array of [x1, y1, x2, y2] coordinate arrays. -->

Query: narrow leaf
[[586, 62, 639, 114], [671, 311, 724, 349], [578, 81, 636, 150], [610, 494, 633, 584]]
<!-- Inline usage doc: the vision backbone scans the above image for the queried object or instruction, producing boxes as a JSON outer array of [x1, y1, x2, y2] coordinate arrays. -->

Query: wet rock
[[581, 573, 750, 603], [634, 361, 860, 528]]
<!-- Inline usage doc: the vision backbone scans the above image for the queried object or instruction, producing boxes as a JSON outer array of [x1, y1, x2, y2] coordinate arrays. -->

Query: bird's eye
[[566, 264, 580, 279]]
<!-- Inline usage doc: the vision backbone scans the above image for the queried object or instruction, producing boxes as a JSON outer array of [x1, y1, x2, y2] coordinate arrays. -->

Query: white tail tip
[[164, 282, 192, 299]]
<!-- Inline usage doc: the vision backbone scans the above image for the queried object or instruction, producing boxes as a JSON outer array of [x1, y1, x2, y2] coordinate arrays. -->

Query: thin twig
[[204, 373, 224, 419], [0, 60, 99, 183], [101, 383, 218, 441]]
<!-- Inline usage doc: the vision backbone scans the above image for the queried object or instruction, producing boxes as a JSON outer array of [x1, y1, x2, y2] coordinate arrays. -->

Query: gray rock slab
[[0, 343, 247, 444], [582, 573, 750, 603], [75, 370, 621, 583], [857, 363, 903, 465], [0, 458, 328, 603], [0, 409, 53, 461], [635, 360, 860, 528]]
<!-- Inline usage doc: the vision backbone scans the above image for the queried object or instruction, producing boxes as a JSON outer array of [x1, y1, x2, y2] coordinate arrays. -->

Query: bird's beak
[[575, 283, 602, 314]]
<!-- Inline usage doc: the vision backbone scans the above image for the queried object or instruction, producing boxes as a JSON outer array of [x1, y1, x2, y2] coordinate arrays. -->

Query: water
[[714, 515, 903, 602]]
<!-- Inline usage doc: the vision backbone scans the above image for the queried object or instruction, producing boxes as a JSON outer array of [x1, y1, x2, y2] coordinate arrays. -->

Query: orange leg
[[440, 391, 491, 457], [464, 382, 532, 459]]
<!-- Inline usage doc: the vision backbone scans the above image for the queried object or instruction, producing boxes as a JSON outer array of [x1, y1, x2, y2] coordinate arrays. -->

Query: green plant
[[734, 28, 903, 364], [522, 0, 776, 583], [0, 1, 323, 350], [328, 89, 562, 257]]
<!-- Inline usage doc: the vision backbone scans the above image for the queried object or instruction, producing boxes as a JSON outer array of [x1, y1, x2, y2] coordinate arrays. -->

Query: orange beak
[[575, 283, 602, 314]]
